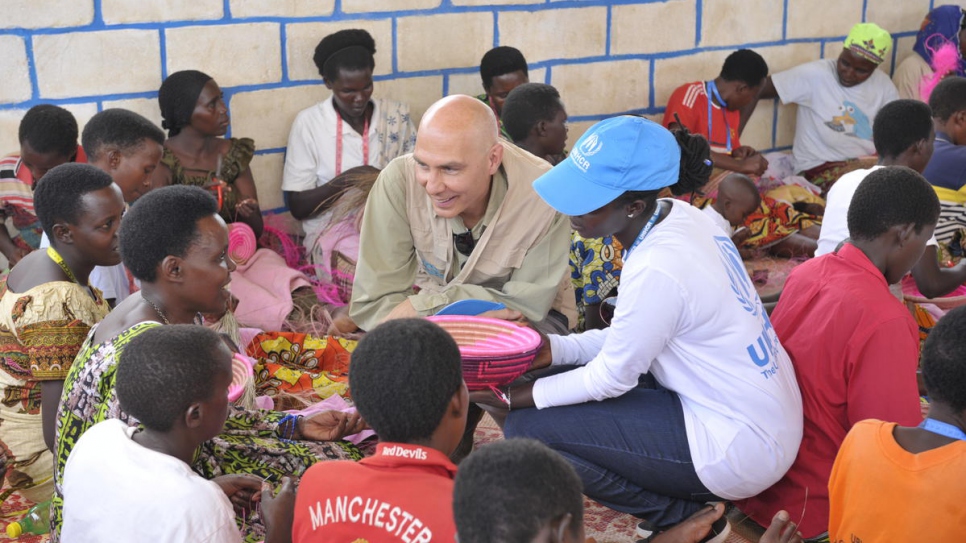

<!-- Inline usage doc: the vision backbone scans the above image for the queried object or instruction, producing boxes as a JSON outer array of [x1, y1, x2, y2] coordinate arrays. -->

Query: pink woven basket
[[427, 315, 542, 392]]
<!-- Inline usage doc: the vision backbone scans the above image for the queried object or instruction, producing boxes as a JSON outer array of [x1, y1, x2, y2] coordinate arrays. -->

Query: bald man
[[349, 95, 576, 333]]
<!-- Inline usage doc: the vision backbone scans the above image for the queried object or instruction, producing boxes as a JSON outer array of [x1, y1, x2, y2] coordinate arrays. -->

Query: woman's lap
[[504, 381, 719, 528]]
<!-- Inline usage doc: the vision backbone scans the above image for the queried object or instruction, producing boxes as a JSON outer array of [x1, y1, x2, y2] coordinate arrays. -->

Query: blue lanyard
[[706, 81, 732, 153], [919, 418, 966, 441], [621, 202, 663, 261]]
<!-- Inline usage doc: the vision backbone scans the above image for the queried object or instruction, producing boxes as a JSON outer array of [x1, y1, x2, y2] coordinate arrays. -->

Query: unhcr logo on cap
[[569, 131, 603, 173], [580, 134, 603, 156]]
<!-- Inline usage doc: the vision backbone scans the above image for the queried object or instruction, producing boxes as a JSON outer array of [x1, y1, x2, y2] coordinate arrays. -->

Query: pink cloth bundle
[[231, 247, 314, 331]]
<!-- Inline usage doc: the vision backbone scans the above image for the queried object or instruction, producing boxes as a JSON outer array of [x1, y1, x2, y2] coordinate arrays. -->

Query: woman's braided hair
[[667, 125, 713, 196]]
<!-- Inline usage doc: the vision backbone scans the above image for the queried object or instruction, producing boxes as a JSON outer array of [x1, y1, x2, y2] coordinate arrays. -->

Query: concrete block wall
[[0, 0, 959, 222]]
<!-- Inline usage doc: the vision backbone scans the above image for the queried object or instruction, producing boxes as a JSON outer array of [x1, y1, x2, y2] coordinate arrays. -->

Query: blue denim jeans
[[504, 375, 721, 529]]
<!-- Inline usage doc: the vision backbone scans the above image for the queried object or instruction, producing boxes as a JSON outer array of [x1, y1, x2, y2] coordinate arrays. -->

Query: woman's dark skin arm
[[41, 380, 63, 452], [230, 167, 263, 237], [285, 165, 380, 221], [911, 245, 966, 299]]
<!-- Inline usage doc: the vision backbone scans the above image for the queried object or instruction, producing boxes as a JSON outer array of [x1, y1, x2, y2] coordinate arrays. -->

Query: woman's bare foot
[[650, 503, 725, 543], [759, 510, 804, 543]]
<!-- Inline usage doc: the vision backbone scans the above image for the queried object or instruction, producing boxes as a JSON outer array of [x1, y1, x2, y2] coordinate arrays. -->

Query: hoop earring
[[627, 214, 634, 218]]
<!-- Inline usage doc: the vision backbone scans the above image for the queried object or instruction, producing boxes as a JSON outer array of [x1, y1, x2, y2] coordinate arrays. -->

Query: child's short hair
[[119, 185, 219, 282], [349, 319, 462, 443], [453, 439, 584, 543], [719, 49, 768, 87], [928, 76, 966, 122], [33, 163, 114, 237], [480, 46, 528, 91], [872, 99, 933, 159], [847, 166, 939, 241], [18, 104, 78, 158], [501, 83, 563, 143], [116, 325, 230, 432], [921, 305, 966, 413], [81, 109, 165, 162]]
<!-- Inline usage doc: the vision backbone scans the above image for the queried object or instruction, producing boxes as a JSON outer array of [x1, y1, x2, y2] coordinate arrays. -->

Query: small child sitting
[[454, 438, 804, 543], [61, 325, 294, 542], [829, 303, 966, 541], [292, 318, 468, 542], [703, 173, 760, 256]]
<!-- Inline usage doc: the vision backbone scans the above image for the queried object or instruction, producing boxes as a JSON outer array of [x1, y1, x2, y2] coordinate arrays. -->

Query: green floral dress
[[161, 137, 255, 223]]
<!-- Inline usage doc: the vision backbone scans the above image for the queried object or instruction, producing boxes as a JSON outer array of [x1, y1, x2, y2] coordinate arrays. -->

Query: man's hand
[[261, 477, 296, 543], [740, 153, 769, 176], [730, 146, 758, 159], [298, 410, 367, 441], [213, 474, 262, 515], [234, 198, 260, 219], [383, 299, 418, 321]]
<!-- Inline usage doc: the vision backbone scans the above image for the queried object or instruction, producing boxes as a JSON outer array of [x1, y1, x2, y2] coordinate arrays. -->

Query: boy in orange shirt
[[828, 304, 966, 541]]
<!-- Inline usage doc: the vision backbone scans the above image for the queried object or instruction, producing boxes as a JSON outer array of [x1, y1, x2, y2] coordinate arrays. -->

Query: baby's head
[[117, 325, 233, 442], [715, 173, 760, 227], [454, 439, 585, 543]]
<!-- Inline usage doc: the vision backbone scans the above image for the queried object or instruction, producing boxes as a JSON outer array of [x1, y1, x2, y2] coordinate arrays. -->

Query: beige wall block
[[759, 42, 824, 74], [499, 8, 607, 63], [34, 30, 161, 99], [0, 0, 93, 29], [397, 12, 493, 72], [62, 103, 100, 141], [653, 50, 731, 107], [453, 0, 540, 5], [286, 19, 393, 82], [101, 0, 223, 24], [0, 109, 28, 157], [865, 0, 931, 33], [101, 98, 165, 129], [249, 152, 286, 211], [446, 68, 547, 97], [566, 120, 597, 148], [230, 0, 334, 18], [551, 60, 649, 117], [786, 0, 863, 40], [343, 0, 440, 13], [702, 0, 782, 47], [0, 36, 31, 105], [775, 102, 798, 148], [376, 76, 444, 126], [229, 85, 321, 150], [741, 99, 774, 151], [890, 36, 916, 78], [612, 1, 695, 55], [166, 23, 281, 88]]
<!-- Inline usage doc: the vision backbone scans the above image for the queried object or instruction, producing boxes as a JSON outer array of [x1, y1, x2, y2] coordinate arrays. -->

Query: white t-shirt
[[62, 419, 240, 543], [282, 96, 416, 247], [39, 232, 134, 302], [701, 204, 734, 235], [535, 200, 803, 500], [772, 58, 899, 172], [817, 165, 937, 256]]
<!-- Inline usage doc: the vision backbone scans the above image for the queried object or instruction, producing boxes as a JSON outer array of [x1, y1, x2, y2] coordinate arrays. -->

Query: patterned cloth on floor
[[246, 332, 356, 409]]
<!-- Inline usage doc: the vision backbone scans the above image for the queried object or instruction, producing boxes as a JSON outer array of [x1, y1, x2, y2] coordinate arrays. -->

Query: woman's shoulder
[[159, 146, 183, 175], [1, 280, 106, 327]]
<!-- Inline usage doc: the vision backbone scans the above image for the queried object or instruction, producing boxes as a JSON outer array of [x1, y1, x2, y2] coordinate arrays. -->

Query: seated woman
[[893, 5, 966, 102], [758, 22, 898, 187], [283, 29, 416, 294], [0, 105, 87, 266], [480, 118, 803, 538], [50, 186, 366, 541], [155, 70, 263, 237], [0, 164, 123, 505]]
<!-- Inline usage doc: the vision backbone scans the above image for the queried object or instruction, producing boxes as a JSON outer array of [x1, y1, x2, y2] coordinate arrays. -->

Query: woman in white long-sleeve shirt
[[491, 117, 803, 538]]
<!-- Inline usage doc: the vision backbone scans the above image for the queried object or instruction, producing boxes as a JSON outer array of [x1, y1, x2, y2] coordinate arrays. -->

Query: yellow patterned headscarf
[[844, 22, 893, 64]]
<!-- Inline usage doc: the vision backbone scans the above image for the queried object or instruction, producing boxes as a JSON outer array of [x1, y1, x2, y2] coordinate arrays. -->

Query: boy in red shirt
[[293, 318, 469, 542], [737, 166, 940, 538]]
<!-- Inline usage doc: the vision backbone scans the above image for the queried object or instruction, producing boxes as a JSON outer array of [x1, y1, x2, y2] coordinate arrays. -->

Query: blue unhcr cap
[[533, 116, 680, 216]]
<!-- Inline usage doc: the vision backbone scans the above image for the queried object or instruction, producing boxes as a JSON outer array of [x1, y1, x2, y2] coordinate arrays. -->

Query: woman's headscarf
[[158, 70, 213, 138], [914, 5, 966, 77]]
